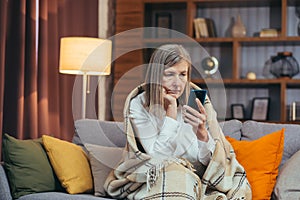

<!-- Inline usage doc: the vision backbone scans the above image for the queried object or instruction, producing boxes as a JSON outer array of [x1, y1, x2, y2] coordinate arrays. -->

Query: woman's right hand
[[162, 87, 177, 120], [183, 98, 209, 142]]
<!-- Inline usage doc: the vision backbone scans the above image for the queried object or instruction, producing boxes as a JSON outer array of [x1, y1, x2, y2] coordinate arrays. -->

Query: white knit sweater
[[128, 92, 216, 166]]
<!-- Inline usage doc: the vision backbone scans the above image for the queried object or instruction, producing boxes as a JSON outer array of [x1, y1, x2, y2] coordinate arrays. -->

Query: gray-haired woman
[[104, 44, 252, 200], [130, 44, 214, 166]]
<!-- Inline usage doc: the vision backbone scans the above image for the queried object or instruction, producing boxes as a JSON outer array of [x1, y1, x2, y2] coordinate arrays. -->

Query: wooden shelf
[[193, 78, 300, 85], [143, 37, 300, 47], [143, 38, 196, 44], [287, 0, 300, 6], [143, 0, 186, 2], [114, 0, 300, 122]]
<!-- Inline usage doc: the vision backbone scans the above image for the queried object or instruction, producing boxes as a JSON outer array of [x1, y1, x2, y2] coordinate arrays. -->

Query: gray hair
[[144, 44, 192, 110]]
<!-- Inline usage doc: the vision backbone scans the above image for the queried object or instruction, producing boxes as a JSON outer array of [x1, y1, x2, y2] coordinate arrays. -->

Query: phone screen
[[187, 89, 207, 111]]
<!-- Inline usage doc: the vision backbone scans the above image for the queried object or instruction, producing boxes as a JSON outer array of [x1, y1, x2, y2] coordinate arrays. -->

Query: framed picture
[[251, 97, 270, 121], [155, 12, 172, 38], [231, 104, 245, 119]]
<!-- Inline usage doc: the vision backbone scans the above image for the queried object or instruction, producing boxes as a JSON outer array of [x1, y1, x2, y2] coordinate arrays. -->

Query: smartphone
[[187, 89, 207, 111]]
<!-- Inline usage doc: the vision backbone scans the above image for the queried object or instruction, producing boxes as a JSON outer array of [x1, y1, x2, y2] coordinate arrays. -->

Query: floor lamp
[[59, 37, 112, 119]]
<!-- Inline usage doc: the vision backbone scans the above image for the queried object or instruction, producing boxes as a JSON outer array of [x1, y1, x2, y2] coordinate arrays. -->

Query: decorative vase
[[231, 14, 246, 37], [269, 52, 300, 78]]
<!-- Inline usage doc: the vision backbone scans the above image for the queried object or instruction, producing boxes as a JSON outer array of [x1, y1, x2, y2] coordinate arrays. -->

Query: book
[[193, 18, 217, 38], [193, 18, 200, 38], [259, 28, 279, 37], [205, 18, 217, 37], [198, 18, 209, 37]]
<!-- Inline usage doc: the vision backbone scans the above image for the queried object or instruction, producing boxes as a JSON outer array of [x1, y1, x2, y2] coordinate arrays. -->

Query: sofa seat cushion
[[241, 120, 300, 168], [17, 192, 112, 200]]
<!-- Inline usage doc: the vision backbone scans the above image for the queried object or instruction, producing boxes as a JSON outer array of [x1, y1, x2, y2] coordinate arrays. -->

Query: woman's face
[[162, 59, 188, 99]]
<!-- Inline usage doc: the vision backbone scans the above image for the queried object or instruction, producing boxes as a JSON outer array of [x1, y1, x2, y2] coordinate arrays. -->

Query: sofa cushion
[[85, 143, 124, 197], [42, 135, 93, 194], [273, 149, 300, 200], [73, 119, 126, 151], [2, 134, 62, 199], [241, 120, 300, 168], [226, 128, 284, 200], [219, 119, 242, 140], [17, 192, 111, 200]]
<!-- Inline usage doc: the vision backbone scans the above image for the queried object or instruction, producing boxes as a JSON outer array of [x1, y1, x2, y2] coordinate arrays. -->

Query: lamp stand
[[82, 73, 87, 119], [98, 76, 105, 120], [82, 74, 104, 120]]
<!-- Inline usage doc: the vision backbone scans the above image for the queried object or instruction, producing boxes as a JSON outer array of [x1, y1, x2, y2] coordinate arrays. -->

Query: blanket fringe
[[146, 157, 195, 191], [146, 163, 161, 191]]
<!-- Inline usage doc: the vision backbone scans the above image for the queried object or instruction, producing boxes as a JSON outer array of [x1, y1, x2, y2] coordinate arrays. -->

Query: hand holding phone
[[187, 89, 207, 111]]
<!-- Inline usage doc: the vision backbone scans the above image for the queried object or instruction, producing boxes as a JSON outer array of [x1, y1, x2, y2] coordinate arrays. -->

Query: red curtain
[[0, 0, 98, 158]]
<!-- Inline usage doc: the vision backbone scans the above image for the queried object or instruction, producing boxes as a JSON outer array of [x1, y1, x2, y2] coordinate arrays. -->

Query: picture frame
[[251, 97, 270, 121], [231, 104, 245, 119], [155, 12, 172, 38]]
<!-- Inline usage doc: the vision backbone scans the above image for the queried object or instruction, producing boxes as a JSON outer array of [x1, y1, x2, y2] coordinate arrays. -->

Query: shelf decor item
[[246, 71, 256, 80], [269, 52, 299, 78], [259, 28, 279, 37], [201, 56, 219, 78], [290, 101, 300, 121], [231, 14, 246, 37], [194, 18, 217, 38], [263, 57, 276, 78], [231, 104, 245, 120], [251, 97, 270, 121], [155, 12, 172, 38]]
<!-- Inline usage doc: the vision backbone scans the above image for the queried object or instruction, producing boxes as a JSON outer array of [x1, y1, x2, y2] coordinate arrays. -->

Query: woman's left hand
[[183, 98, 209, 142]]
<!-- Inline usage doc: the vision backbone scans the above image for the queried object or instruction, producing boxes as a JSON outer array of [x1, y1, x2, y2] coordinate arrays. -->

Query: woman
[[129, 44, 215, 166], [105, 44, 251, 200]]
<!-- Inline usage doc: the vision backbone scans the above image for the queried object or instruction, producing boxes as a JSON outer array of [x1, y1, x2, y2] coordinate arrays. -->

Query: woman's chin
[[170, 94, 180, 99]]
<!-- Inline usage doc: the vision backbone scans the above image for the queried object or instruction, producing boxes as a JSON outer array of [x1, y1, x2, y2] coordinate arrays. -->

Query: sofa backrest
[[73, 119, 126, 149], [73, 119, 244, 148], [241, 120, 300, 168], [73, 119, 243, 148], [73, 118, 300, 169], [219, 119, 243, 140]]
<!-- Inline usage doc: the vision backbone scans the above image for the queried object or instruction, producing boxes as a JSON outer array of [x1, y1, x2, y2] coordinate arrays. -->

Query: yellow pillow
[[226, 128, 284, 200], [42, 135, 93, 194]]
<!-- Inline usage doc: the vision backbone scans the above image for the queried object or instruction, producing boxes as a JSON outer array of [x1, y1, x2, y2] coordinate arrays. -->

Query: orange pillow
[[226, 128, 284, 200]]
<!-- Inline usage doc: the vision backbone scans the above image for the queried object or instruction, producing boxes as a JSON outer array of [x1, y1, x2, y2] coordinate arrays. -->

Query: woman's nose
[[172, 75, 181, 85]]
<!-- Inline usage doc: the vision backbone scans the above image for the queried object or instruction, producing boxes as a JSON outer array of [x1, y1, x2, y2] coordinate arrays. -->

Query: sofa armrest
[[0, 163, 12, 200]]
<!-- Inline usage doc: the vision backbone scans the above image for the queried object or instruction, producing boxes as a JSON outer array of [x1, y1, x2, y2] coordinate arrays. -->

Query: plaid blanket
[[104, 83, 252, 200]]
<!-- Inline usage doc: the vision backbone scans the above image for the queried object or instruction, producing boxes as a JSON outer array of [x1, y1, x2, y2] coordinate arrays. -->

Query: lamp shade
[[59, 37, 112, 75]]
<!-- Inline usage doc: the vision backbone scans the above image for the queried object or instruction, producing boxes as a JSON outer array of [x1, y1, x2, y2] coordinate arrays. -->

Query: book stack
[[193, 18, 217, 38], [259, 28, 279, 37]]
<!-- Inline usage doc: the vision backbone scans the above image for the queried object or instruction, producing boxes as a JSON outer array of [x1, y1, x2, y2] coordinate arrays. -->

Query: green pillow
[[2, 133, 63, 199]]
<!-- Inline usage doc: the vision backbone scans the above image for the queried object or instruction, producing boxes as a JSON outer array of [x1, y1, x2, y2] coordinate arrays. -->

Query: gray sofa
[[1, 119, 300, 199]]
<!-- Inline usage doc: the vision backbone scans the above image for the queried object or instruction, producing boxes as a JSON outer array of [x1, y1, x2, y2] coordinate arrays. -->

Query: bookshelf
[[113, 0, 300, 123]]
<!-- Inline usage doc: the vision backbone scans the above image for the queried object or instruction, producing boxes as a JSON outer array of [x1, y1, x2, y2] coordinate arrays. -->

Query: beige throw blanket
[[104, 83, 252, 200]]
